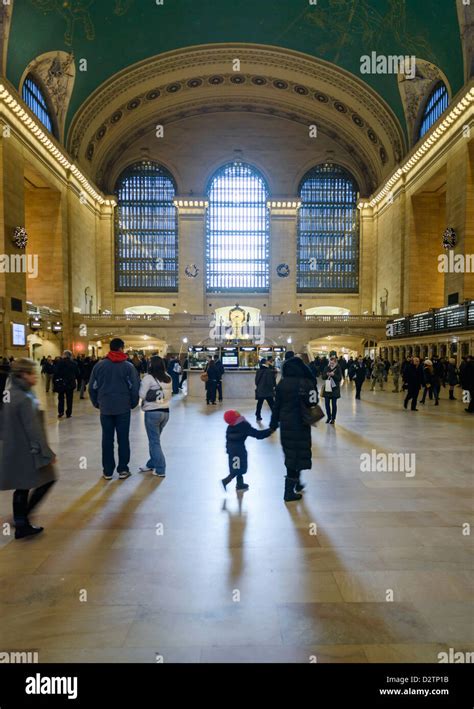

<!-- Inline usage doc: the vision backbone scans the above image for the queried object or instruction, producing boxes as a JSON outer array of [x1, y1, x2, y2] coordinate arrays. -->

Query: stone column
[[0, 127, 27, 357], [445, 140, 474, 302], [98, 198, 116, 313], [268, 201, 299, 315], [359, 204, 375, 314], [175, 200, 207, 314]]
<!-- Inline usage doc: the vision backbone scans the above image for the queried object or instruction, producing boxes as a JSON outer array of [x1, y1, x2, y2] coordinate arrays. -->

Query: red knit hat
[[224, 410, 241, 425]]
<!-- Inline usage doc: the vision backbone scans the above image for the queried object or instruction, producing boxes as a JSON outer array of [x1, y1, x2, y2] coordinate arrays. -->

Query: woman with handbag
[[322, 356, 342, 424], [138, 356, 172, 477], [270, 355, 317, 502], [0, 359, 57, 539]]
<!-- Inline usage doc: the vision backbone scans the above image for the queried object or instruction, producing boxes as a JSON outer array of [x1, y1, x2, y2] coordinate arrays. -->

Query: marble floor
[[0, 378, 473, 663]]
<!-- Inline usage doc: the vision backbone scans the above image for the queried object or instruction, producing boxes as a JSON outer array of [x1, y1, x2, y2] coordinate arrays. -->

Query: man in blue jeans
[[89, 338, 140, 480]]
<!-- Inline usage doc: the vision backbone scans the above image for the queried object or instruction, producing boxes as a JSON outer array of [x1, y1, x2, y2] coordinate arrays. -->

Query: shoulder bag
[[300, 384, 324, 426]]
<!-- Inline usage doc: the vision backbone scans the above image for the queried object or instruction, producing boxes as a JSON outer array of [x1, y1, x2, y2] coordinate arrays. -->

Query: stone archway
[[68, 44, 406, 197]]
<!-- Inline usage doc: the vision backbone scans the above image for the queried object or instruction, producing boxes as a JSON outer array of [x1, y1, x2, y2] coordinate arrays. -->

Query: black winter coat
[[447, 363, 458, 386], [255, 365, 276, 399], [226, 420, 272, 456], [422, 366, 435, 387], [405, 363, 424, 391], [353, 362, 366, 382], [270, 357, 315, 472], [460, 360, 474, 390], [53, 358, 78, 391], [322, 364, 342, 398]]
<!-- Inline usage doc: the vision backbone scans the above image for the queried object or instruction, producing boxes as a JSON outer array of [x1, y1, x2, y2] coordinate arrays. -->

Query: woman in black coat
[[447, 358, 458, 400], [270, 356, 316, 502], [321, 356, 342, 423], [255, 358, 276, 421]]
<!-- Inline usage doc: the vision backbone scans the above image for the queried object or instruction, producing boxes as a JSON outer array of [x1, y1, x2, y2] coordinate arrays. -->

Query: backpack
[[173, 362, 182, 374]]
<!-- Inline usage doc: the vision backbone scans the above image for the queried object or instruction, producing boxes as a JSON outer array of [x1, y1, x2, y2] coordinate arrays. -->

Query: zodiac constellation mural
[[306, 0, 437, 65], [30, 0, 134, 46]]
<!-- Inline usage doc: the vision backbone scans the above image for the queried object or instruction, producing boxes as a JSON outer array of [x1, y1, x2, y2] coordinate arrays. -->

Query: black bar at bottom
[[0, 663, 471, 707]]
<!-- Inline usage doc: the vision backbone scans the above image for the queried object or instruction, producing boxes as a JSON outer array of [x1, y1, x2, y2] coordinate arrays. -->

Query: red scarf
[[107, 351, 128, 362]]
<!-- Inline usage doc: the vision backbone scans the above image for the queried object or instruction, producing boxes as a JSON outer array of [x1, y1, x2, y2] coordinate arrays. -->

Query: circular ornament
[[13, 227, 28, 249], [442, 227, 456, 250], [277, 263, 290, 278], [185, 264, 199, 278]]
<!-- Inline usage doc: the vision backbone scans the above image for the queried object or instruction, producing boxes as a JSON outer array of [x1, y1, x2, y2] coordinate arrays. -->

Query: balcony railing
[[73, 313, 388, 327]]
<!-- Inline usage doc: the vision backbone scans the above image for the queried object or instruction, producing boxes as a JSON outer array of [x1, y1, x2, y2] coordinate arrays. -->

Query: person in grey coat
[[0, 359, 56, 539]]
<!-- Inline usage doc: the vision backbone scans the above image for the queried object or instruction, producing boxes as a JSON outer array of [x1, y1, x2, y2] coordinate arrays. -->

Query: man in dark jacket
[[42, 356, 55, 393], [53, 350, 79, 419], [353, 356, 367, 399], [89, 338, 140, 480], [270, 356, 316, 502], [255, 357, 276, 421], [167, 356, 181, 395], [213, 354, 225, 402], [403, 357, 424, 411], [205, 357, 219, 405]]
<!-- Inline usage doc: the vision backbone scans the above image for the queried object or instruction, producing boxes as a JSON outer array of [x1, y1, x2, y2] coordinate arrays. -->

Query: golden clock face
[[229, 308, 245, 325]]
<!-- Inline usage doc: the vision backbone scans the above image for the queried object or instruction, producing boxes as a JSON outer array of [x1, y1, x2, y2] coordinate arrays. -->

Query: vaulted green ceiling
[[7, 0, 464, 136]]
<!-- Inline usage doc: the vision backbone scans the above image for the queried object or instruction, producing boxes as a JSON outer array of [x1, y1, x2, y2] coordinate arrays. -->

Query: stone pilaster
[[267, 200, 299, 315], [175, 199, 207, 314], [0, 127, 27, 357]]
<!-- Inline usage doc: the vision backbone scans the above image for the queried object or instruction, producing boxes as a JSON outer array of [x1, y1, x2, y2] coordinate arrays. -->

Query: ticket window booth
[[221, 347, 239, 368], [188, 347, 210, 369], [239, 346, 259, 369]]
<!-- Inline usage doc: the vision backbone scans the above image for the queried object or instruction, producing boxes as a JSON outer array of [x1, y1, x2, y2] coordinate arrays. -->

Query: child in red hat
[[222, 410, 273, 491]]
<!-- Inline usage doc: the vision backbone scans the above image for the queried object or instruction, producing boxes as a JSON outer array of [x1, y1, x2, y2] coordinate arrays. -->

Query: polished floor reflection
[[0, 379, 473, 663]]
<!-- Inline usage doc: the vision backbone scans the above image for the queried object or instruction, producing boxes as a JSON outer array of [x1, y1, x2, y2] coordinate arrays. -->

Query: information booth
[[186, 345, 286, 399]]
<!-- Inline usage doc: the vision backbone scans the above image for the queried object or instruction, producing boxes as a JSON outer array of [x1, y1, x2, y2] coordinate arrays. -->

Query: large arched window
[[206, 162, 269, 292], [418, 81, 449, 139], [21, 74, 57, 137], [115, 161, 178, 292], [297, 164, 359, 292]]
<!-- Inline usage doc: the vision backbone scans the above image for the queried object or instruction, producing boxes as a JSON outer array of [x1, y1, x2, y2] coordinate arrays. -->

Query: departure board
[[390, 319, 408, 337], [468, 302, 474, 326], [409, 312, 434, 334], [434, 305, 466, 331]]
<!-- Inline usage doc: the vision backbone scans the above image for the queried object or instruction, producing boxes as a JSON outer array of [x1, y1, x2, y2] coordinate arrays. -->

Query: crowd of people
[[307, 353, 474, 413], [0, 343, 473, 539]]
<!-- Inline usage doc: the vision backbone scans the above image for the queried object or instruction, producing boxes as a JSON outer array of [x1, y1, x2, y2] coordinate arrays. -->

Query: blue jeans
[[144, 410, 169, 474], [100, 412, 131, 476], [324, 397, 338, 420]]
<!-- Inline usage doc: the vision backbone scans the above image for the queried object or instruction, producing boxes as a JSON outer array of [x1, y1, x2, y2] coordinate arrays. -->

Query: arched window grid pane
[[206, 162, 270, 292], [114, 161, 178, 292], [297, 163, 359, 292], [419, 82, 449, 139], [22, 75, 55, 136]]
